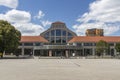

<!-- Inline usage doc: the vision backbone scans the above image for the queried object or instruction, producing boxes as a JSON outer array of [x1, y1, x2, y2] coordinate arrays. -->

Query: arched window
[[45, 32, 49, 37], [56, 29, 61, 36], [51, 30, 55, 36], [62, 30, 66, 36], [68, 32, 73, 36]]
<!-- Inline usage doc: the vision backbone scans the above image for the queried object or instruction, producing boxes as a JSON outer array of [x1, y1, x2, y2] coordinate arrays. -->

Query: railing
[[34, 45, 82, 50]]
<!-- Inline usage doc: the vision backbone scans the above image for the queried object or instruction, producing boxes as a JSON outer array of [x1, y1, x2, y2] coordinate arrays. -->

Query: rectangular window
[[51, 37, 55, 43], [56, 37, 61, 43], [77, 43, 82, 46], [109, 43, 114, 46], [62, 37, 66, 43], [56, 29, 61, 36], [35, 43, 41, 46], [19, 43, 22, 46], [24, 43, 33, 46], [84, 43, 93, 46], [51, 30, 55, 36]]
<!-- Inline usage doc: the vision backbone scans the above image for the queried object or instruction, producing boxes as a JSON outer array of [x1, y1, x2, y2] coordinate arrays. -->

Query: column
[[82, 48, 84, 56], [49, 50, 52, 57], [22, 48, 24, 56], [82, 43, 84, 56], [32, 48, 34, 56], [21, 43, 24, 56], [92, 48, 95, 56], [65, 50, 69, 58], [33, 43, 35, 56], [114, 43, 117, 56]]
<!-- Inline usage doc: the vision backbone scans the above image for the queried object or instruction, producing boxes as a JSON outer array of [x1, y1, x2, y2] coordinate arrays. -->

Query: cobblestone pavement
[[0, 59, 120, 80]]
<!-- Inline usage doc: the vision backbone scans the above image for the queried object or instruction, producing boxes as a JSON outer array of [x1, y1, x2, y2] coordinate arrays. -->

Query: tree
[[96, 40, 109, 57], [0, 20, 21, 58], [115, 42, 120, 55]]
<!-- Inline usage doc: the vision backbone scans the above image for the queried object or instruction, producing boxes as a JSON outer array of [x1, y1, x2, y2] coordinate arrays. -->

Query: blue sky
[[0, 0, 120, 36]]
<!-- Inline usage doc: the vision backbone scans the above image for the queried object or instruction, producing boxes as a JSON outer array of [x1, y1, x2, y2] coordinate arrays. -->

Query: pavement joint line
[[73, 63, 80, 67]]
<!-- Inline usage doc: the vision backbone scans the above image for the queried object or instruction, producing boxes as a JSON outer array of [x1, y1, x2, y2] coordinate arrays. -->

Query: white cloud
[[34, 10, 52, 27], [13, 23, 44, 36], [0, 9, 45, 36], [34, 10, 45, 19], [74, 0, 120, 36], [0, 0, 18, 8], [0, 9, 53, 36], [41, 20, 52, 27], [0, 9, 31, 23]]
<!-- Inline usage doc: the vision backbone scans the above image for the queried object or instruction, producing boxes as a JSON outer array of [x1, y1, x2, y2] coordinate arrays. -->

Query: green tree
[[96, 40, 109, 57], [115, 42, 120, 55], [0, 20, 21, 58]]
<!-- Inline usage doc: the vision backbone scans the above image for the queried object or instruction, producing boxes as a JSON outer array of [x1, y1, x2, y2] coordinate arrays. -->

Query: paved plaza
[[0, 59, 120, 80]]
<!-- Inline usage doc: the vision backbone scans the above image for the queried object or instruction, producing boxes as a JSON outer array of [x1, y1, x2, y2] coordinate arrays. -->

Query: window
[[45, 37, 49, 41], [62, 37, 66, 43], [19, 43, 22, 46], [45, 32, 49, 37], [62, 30, 66, 36], [56, 37, 61, 43], [51, 30, 55, 36], [77, 43, 82, 46], [67, 37, 73, 41], [24, 43, 33, 46], [56, 29, 61, 36], [109, 43, 114, 46], [84, 43, 93, 46], [51, 37, 55, 43], [35, 43, 41, 46], [68, 32, 73, 36]]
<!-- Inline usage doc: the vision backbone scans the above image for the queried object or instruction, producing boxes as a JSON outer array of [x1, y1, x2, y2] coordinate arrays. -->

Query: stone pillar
[[82, 48, 84, 56], [65, 50, 69, 58], [49, 50, 52, 57], [114, 43, 117, 56], [32, 48, 35, 56], [21, 43, 24, 56], [82, 43, 84, 56], [22, 48, 24, 56], [33, 43, 35, 56], [92, 48, 95, 56]]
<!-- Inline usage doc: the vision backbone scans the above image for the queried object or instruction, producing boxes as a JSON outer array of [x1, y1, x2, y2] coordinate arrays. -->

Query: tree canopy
[[96, 40, 109, 56], [0, 20, 21, 57], [115, 42, 120, 53]]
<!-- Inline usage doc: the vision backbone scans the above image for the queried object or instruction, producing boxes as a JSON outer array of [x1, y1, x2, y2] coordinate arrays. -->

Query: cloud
[[0, 9, 53, 35], [0, 9, 45, 36], [34, 10, 45, 19], [0, 9, 31, 23], [73, 0, 120, 36], [0, 0, 18, 8], [34, 10, 52, 27], [13, 23, 44, 35], [41, 20, 52, 27]]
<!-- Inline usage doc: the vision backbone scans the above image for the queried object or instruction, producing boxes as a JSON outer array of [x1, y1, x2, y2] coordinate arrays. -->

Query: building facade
[[86, 28, 104, 36], [17, 21, 120, 57]]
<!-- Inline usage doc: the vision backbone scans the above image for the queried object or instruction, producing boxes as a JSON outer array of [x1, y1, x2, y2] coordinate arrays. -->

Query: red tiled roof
[[68, 36, 120, 43], [20, 36, 48, 43]]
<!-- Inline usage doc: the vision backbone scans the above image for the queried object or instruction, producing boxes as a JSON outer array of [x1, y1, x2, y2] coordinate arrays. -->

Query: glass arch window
[[62, 37, 66, 43], [62, 30, 66, 36], [51, 37, 55, 43], [68, 32, 73, 36], [51, 30, 55, 36], [56, 29, 61, 36], [45, 32, 49, 37], [56, 37, 61, 43]]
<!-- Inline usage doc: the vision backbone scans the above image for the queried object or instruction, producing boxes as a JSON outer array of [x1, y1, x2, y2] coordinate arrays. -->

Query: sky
[[0, 0, 120, 36]]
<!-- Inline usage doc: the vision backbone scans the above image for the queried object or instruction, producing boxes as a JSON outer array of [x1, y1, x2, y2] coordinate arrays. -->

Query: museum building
[[17, 21, 120, 57]]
